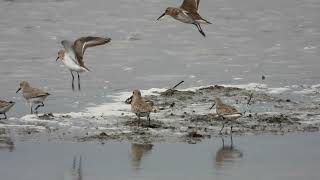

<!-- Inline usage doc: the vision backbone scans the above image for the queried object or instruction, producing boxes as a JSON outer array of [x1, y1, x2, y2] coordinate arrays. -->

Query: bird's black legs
[[71, 71, 75, 91], [219, 122, 225, 134], [193, 23, 206, 37], [30, 104, 34, 114], [138, 116, 141, 127], [77, 72, 81, 90], [147, 115, 151, 127], [230, 133, 234, 148], [35, 102, 44, 114]]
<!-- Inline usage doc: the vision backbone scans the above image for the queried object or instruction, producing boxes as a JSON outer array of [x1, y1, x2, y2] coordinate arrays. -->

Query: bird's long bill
[[125, 96, 133, 104], [209, 103, 216, 110], [157, 13, 166, 20], [16, 88, 21, 93], [56, 57, 59, 61]]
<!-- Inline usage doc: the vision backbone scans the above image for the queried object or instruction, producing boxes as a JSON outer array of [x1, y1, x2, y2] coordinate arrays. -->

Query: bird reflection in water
[[64, 156, 83, 180], [0, 136, 15, 152], [215, 135, 243, 169], [130, 144, 153, 171]]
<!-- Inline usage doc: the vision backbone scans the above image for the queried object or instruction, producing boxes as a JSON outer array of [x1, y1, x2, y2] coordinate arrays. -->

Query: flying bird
[[157, 0, 211, 37]]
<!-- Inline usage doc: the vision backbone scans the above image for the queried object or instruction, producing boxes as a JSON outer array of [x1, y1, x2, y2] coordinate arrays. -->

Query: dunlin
[[130, 90, 153, 127], [16, 81, 50, 114], [0, 100, 15, 120], [157, 0, 211, 37], [210, 97, 242, 134], [56, 36, 111, 91]]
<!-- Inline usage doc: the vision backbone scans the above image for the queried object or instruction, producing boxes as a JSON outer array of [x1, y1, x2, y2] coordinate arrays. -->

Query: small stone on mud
[[100, 132, 108, 137], [38, 113, 54, 120], [187, 131, 204, 138]]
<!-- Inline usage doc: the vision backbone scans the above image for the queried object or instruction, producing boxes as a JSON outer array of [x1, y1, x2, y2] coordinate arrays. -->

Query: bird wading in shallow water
[[16, 81, 50, 114], [210, 97, 242, 134], [157, 0, 211, 37], [56, 36, 111, 91]]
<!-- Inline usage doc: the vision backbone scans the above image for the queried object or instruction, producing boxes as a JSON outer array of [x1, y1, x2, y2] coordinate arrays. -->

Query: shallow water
[[0, 133, 319, 180], [0, 0, 320, 118]]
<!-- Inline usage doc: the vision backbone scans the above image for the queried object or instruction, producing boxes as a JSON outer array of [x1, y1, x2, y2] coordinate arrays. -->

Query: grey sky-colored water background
[[1, 0, 320, 179]]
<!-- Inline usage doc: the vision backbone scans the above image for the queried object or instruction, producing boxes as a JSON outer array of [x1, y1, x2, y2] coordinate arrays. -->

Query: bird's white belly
[[0, 104, 14, 113], [174, 12, 194, 24], [63, 56, 85, 72], [27, 96, 47, 104]]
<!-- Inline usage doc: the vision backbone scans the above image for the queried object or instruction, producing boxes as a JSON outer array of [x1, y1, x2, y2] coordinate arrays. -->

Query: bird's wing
[[30, 88, 50, 98], [61, 40, 79, 64], [72, 36, 111, 67], [61, 40, 75, 54], [180, 0, 199, 13], [132, 101, 153, 113], [143, 97, 154, 107], [0, 100, 10, 108]]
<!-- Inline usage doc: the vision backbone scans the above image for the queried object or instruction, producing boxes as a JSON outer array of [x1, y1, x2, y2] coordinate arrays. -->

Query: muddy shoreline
[[1, 85, 320, 144]]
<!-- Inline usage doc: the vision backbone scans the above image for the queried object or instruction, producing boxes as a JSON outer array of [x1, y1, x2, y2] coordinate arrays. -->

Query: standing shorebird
[[56, 36, 111, 91], [0, 100, 15, 120], [210, 97, 242, 134], [16, 81, 50, 114], [130, 90, 153, 127], [157, 0, 211, 37]]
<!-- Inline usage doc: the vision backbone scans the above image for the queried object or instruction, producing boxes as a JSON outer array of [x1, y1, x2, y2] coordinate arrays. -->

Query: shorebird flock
[[1, 0, 242, 134]]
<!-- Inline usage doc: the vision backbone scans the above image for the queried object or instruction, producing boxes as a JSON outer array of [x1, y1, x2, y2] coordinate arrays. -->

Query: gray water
[[0, 0, 320, 117], [0, 133, 319, 180]]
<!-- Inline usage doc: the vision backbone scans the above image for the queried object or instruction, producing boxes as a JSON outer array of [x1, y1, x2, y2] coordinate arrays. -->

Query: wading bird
[[56, 36, 111, 91]]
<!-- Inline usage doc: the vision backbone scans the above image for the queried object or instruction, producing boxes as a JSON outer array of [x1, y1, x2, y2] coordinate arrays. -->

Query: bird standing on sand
[[0, 100, 15, 120], [56, 36, 111, 91], [210, 97, 242, 134], [16, 81, 50, 114], [157, 0, 211, 37], [130, 90, 153, 127]]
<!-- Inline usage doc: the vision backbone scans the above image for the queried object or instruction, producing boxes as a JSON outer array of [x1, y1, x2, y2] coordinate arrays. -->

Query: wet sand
[[0, 133, 319, 180]]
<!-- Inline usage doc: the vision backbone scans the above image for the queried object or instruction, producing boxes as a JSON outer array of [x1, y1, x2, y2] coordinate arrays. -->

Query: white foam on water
[[293, 84, 320, 95], [268, 87, 290, 94]]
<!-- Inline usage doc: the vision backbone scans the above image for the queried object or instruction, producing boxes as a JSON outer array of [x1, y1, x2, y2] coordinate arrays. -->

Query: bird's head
[[16, 81, 30, 93], [132, 89, 142, 98], [56, 50, 65, 61], [157, 7, 175, 20], [210, 97, 221, 110]]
